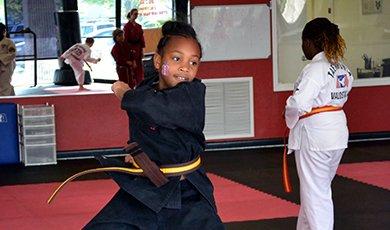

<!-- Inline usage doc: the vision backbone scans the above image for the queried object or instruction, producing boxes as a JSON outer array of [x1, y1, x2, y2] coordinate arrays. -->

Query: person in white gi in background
[[0, 23, 16, 96], [60, 37, 101, 90], [284, 18, 353, 230]]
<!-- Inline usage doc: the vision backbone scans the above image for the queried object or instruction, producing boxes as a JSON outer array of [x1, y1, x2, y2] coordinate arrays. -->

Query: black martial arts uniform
[[84, 73, 224, 230]]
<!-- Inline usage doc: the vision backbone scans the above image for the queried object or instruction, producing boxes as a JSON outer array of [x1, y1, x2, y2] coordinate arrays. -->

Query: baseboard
[[57, 131, 390, 160], [57, 148, 124, 160], [206, 131, 390, 151]]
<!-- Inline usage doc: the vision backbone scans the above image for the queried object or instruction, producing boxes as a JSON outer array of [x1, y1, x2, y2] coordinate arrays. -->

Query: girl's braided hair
[[156, 21, 202, 58], [302, 17, 346, 64]]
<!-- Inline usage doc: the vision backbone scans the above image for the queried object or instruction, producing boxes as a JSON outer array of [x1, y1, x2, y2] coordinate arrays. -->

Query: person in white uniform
[[60, 37, 101, 90], [0, 23, 16, 96], [284, 18, 353, 230]]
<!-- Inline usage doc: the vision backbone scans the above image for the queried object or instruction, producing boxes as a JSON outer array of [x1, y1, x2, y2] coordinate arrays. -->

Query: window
[[81, 25, 94, 37], [272, 0, 390, 91], [12, 59, 59, 87], [6, 0, 62, 88], [79, 0, 116, 81], [0, 0, 4, 23], [120, 0, 173, 29], [6, 0, 62, 59], [3, 0, 180, 90], [97, 24, 114, 30]]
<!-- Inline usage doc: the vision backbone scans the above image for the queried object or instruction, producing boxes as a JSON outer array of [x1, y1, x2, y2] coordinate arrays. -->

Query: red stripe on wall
[[1, 0, 389, 152]]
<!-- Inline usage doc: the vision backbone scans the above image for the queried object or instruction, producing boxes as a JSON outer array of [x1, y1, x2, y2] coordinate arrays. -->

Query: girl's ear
[[153, 53, 162, 70]]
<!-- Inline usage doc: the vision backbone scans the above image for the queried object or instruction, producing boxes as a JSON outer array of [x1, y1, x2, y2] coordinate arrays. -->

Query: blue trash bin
[[0, 103, 20, 165]]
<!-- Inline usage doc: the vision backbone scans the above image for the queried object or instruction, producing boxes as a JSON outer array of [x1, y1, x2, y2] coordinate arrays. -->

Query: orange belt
[[298, 106, 343, 119], [282, 106, 342, 193]]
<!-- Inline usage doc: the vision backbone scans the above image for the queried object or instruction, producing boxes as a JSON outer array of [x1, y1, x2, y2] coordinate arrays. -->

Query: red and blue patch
[[336, 74, 349, 88]]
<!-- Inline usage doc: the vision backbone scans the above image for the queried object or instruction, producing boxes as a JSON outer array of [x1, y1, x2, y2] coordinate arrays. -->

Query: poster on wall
[[191, 4, 271, 62], [122, 0, 173, 29]]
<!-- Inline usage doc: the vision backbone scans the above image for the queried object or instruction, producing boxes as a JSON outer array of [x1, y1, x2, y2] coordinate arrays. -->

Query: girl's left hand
[[124, 154, 135, 164]]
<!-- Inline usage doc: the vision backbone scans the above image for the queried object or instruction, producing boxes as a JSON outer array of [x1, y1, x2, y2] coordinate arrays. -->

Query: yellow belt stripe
[[47, 157, 201, 204], [160, 157, 201, 174]]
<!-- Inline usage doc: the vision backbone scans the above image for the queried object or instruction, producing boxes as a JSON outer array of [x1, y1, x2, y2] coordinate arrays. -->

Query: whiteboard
[[191, 4, 271, 62]]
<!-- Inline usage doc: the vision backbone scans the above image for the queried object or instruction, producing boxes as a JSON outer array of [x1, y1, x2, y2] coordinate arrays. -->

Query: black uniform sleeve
[[121, 79, 206, 134]]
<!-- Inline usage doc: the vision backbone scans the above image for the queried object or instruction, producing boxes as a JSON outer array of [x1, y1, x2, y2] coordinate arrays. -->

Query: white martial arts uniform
[[285, 52, 353, 230], [0, 37, 16, 96], [61, 43, 99, 85]]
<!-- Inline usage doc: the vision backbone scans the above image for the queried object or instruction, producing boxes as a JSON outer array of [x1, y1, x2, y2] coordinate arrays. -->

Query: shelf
[[17, 104, 57, 166], [21, 115, 55, 118], [20, 124, 55, 128]]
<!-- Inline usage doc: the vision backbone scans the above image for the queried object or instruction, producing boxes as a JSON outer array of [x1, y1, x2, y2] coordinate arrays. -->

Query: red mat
[[209, 174, 299, 222], [0, 173, 298, 229], [337, 161, 390, 190]]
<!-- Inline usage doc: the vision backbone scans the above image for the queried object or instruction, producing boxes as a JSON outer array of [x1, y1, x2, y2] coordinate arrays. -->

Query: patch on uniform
[[336, 74, 349, 88]]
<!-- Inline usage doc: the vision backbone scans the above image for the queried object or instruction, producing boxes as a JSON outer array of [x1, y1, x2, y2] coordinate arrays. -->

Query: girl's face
[[116, 33, 124, 42], [130, 11, 138, 21], [154, 36, 201, 90]]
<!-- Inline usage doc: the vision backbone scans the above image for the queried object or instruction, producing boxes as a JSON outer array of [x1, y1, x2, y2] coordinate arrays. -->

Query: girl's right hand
[[112, 81, 131, 100]]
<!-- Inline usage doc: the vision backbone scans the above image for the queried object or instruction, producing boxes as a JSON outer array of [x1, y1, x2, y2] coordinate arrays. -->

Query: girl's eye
[[190, 61, 198, 66], [172, 56, 180, 62]]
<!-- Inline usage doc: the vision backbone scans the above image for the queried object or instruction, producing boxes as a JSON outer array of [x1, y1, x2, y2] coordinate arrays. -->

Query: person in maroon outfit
[[111, 29, 136, 88], [123, 9, 145, 87]]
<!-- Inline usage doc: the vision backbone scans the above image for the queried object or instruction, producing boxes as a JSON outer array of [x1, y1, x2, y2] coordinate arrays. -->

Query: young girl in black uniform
[[83, 21, 224, 229]]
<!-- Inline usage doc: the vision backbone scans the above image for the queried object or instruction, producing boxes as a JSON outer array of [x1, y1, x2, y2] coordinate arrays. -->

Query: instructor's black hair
[[156, 21, 202, 58], [302, 17, 346, 64]]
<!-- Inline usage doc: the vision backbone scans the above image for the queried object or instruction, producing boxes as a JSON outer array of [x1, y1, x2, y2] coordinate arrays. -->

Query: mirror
[[272, 0, 390, 91]]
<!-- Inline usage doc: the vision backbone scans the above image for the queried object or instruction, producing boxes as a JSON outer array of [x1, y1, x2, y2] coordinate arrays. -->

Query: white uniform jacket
[[61, 43, 99, 64], [285, 52, 353, 152]]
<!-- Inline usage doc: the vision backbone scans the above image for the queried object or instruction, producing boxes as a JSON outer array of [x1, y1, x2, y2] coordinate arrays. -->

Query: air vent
[[203, 77, 254, 140]]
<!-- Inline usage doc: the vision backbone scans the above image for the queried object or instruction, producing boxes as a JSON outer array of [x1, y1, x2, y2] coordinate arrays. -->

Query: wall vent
[[203, 77, 254, 140]]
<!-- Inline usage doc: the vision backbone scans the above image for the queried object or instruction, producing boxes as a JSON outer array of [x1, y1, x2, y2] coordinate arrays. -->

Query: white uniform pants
[[294, 134, 344, 230], [0, 62, 15, 96], [66, 58, 84, 86]]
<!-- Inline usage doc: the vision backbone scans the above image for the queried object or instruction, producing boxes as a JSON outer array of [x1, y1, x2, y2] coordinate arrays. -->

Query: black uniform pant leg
[[165, 180, 225, 230], [83, 189, 157, 230]]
